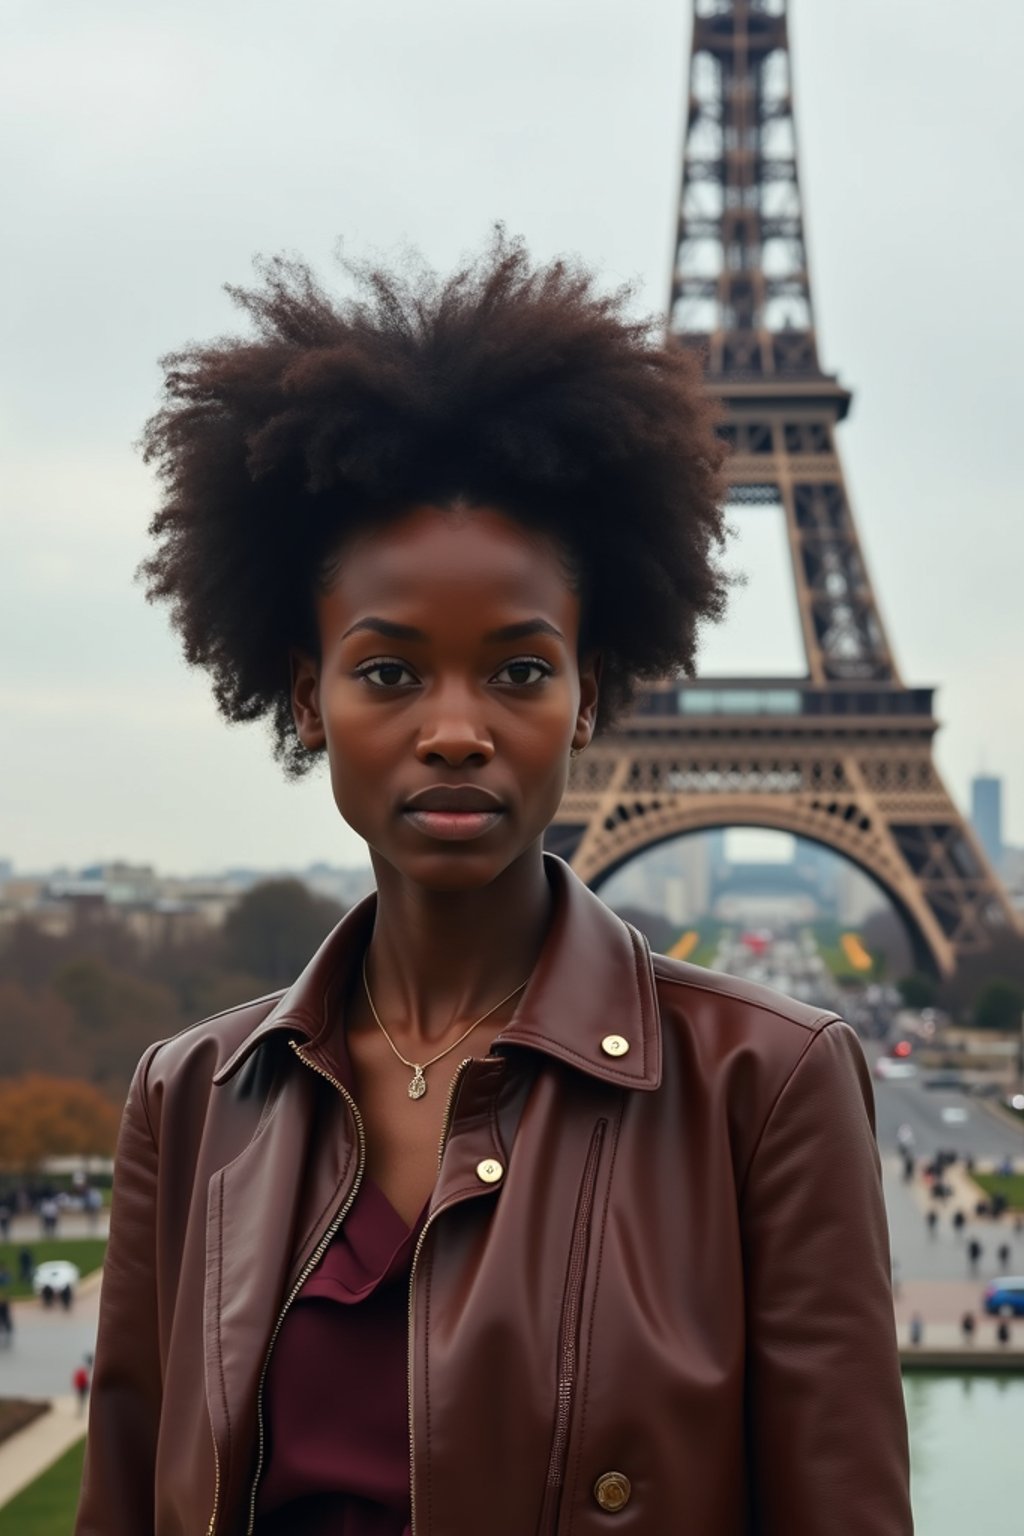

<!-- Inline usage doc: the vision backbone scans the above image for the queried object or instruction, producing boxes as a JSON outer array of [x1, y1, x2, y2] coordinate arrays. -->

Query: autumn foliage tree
[[0, 881, 350, 1098], [0, 1075, 121, 1172], [223, 881, 345, 985]]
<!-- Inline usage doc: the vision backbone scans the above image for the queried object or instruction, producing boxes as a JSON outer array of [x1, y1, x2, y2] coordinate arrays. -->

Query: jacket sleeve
[[75, 1043, 164, 1536], [740, 1019, 913, 1535]]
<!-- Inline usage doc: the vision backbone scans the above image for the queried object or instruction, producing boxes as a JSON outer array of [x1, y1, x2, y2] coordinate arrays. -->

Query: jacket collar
[[213, 854, 661, 1091]]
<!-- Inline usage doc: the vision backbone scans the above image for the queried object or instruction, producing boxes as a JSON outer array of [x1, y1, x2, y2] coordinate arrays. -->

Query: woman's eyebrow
[[340, 617, 565, 643], [485, 619, 565, 643], [340, 618, 424, 642]]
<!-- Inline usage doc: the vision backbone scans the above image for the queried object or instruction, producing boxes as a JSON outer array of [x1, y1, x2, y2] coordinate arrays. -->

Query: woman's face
[[291, 503, 599, 892]]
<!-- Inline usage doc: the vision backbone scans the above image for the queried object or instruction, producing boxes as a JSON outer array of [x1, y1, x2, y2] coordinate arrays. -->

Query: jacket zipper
[[205, 1439, 220, 1536], [537, 1119, 606, 1535], [407, 1056, 474, 1536], [225, 1040, 367, 1536]]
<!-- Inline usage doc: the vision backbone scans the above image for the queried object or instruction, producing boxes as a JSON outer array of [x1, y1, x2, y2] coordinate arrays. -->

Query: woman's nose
[[415, 692, 495, 766]]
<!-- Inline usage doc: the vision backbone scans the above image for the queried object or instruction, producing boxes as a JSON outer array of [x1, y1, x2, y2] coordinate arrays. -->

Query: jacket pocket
[[537, 1119, 607, 1535]]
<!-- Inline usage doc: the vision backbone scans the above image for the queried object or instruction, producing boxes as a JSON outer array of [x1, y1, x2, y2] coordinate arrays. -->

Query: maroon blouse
[[254, 1048, 427, 1536]]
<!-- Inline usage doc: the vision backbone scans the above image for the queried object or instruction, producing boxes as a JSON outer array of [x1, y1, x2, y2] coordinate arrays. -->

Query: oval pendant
[[408, 1068, 427, 1100]]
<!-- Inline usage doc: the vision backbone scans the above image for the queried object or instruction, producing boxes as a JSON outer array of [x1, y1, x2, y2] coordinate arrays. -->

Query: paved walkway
[[882, 1152, 1024, 1365], [0, 1395, 87, 1507], [2, 1210, 109, 1242]]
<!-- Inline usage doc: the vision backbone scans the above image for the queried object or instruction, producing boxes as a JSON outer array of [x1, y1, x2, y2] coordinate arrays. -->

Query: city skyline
[[4, 0, 1023, 872]]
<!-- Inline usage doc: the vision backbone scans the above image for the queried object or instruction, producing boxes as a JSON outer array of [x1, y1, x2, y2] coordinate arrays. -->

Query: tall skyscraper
[[971, 776, 1004, 871]]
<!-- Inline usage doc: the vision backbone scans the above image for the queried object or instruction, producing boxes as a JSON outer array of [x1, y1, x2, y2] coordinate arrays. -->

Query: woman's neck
[[362, 844, 552, 1049]]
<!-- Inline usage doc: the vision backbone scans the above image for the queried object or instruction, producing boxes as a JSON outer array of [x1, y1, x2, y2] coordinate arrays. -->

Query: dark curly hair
[[140, 232, 731, 775]]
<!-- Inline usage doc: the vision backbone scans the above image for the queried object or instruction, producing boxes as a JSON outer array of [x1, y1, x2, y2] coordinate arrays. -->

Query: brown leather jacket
[[76, 855, 912, 1535]]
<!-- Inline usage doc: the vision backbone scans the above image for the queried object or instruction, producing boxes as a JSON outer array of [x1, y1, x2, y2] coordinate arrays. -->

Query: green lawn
[[0, 1436, 84, 1535], [972, 1172, 1024, 1212], [0, 1240, 106, 1301]]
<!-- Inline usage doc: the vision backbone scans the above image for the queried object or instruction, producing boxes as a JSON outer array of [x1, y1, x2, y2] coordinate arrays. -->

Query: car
[[31, 1259, 80, 1307], [940, 1105, 969, 1125], [873, 1057, 919, 1081], [983, 1277, 1024, 1318], [923, 1072, 968, 1090]]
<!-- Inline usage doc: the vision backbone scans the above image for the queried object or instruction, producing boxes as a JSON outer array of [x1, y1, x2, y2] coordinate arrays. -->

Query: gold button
[[593, 1471, 631, 1512], [475, 1158, 503, 1184], [601, 1035, 630, 1058]]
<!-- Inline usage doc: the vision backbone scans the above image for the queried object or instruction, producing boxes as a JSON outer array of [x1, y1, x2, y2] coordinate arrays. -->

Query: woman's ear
[[574, 652, 602, 751], [290, 649, 326, 751]]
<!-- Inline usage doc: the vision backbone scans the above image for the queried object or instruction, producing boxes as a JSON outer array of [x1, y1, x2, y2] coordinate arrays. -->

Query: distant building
[[0, 858, 378, 947], [970, 775, 1004, 870]]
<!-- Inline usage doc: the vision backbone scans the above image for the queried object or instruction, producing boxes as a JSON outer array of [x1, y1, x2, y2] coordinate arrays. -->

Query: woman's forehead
[[328, 503, 578, 614]]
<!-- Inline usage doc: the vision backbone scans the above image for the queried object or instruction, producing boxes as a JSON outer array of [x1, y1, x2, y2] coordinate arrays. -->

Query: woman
[[76, 238, 912, 1534]]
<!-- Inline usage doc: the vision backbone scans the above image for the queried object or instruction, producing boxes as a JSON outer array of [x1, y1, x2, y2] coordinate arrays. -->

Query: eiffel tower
[[547, 0, 1020, 978]]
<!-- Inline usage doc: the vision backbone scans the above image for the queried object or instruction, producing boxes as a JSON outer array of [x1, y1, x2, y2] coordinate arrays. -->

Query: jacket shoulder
[[136, 989, 286, 1101], [649, 950, 845, 1091], [648, 954, 866, 1160], [651, 951, 839, 1036]]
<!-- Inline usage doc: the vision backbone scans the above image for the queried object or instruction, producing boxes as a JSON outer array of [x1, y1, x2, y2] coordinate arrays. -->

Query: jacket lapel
[[212, 855, 661, 1095], [204, 1048, 360, 1518]]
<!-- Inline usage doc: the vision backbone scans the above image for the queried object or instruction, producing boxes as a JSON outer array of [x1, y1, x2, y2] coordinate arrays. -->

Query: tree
[[223, 881, 346, 985], [897, 973, 938, 1010], [938, 930, 1024, 1024], [53, 958, 179, 1093], [860, 908, 913, 981], [0, 981, 86, 1078], [973, 978, 1024, 1033], [0, 1075, 121, 1171]]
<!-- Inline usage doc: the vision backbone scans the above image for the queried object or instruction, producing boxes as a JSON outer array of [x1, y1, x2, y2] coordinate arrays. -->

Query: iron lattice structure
[[547, 0, 1020, 977]]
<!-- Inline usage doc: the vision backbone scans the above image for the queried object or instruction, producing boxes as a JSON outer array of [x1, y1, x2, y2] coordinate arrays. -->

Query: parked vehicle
[[873, 1057, 918, 1082], [982, 1277, 1024, 1318]]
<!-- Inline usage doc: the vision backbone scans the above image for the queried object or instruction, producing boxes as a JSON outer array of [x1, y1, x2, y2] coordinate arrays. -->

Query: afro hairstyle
[[139, 232, 731, 775]]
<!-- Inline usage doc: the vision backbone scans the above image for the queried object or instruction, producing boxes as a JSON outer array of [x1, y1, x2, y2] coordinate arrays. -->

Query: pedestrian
[[0, 1265, 12, 1348], [997, 1241, 1011, 1269], [17, 1247, 33, 1284], [84, 1185, 103, 1232], [75, 237, 912, 1535], [926, 1209, 938, 1236], [960, 1312, 976, 1344], [39, 1195, 58, 1237], [0, 1200, 11, 1241], [909, 1314, 923, 1347], [967, 1237, 982, 1275], [996, 1319, 1011, 1347], [73, 1360, 91, 1415], [952, 1209, 966, 1234]]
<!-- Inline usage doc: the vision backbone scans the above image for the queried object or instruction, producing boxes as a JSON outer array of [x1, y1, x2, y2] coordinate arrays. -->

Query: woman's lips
[[402, 809, 504, 841]]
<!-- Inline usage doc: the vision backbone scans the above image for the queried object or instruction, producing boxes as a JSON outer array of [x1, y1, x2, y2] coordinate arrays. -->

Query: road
[[0, 1283, 100, 1398]]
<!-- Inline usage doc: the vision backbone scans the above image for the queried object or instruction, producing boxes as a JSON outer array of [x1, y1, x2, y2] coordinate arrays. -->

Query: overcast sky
[[3, 0, 1022, 876]]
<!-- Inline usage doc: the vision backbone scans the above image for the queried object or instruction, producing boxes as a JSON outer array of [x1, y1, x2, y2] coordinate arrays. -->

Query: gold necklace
[[361, 955, 529, 1101]]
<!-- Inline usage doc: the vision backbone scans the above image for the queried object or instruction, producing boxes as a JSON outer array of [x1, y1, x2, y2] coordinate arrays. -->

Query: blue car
[[983, 1277, 1024, 1317]]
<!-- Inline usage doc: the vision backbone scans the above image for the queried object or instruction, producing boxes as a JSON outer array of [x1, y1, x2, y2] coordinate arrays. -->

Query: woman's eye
[[357, 660, 417, 688], [494, 659, 552, 687]]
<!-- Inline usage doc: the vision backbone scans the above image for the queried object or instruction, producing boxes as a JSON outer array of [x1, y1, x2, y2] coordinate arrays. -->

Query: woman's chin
[[369, 842, 532, 895]]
